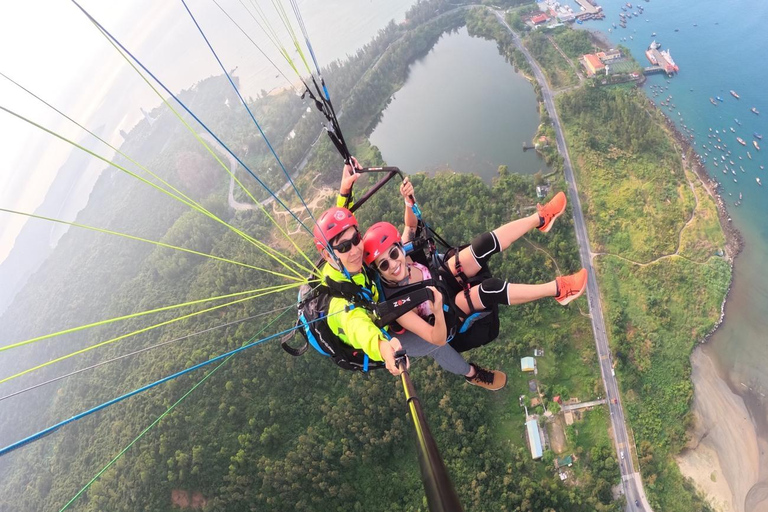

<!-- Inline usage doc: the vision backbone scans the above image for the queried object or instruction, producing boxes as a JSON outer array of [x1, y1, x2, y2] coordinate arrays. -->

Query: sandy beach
[[678, 348, 760, 512]]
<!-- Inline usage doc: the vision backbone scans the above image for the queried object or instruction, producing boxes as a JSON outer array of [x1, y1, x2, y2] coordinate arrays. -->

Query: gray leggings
[[397, 331, 471, 376]]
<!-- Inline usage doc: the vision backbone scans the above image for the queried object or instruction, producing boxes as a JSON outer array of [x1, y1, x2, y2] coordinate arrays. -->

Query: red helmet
[[363, 222, 401, 265], [313, 207, 358, 252]]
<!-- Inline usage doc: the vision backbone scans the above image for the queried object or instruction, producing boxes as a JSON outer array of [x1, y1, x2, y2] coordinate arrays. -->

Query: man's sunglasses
[[375, 245, 402, 272], [331, 229, 362, 254]]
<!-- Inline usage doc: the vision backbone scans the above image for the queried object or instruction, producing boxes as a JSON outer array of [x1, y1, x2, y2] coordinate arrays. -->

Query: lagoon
[[370, 26, 549, 182]]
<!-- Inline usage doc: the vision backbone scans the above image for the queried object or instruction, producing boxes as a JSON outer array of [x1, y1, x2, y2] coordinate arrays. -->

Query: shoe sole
[[467, 375, 508, 391], [557, 274, 588, 306], [538, 193, 567, 233]]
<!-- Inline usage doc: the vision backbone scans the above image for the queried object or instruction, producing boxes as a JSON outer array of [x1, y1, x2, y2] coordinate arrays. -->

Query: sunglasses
[[331, 229, 362, 254], [375, 245, 402, 272]]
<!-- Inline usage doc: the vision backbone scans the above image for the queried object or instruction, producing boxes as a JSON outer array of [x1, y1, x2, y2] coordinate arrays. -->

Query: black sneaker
[[465, 363, 507, 391]]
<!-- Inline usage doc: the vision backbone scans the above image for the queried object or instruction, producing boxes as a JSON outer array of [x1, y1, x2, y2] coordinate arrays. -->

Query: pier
[[643, 66, 667, 75]]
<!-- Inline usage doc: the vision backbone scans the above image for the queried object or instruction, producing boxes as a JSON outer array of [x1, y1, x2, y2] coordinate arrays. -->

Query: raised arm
[[336, 157, 362, 208], [400, 177, 418, 243]]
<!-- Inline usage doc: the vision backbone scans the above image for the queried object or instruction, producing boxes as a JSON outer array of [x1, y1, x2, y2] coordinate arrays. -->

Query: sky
[[0, 0, 417, 266], [0, 0, 163, 264]]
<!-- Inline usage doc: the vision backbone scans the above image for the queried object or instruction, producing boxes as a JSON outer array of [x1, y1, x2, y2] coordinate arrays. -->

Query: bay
[[577, 0, 768, 509]]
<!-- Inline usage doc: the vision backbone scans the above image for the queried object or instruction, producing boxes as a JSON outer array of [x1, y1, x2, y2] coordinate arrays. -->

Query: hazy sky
[[0, 0, 416, 265]]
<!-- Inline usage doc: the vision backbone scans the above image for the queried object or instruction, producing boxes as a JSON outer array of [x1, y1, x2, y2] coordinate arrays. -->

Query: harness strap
[[452, 249, 477, 315]]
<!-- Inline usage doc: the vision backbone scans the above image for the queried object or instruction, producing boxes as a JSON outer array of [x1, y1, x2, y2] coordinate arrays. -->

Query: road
[[491, 10, 652, 512]]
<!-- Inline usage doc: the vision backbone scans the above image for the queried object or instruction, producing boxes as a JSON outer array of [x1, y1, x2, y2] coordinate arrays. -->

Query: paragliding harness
[[380, 228, 500, 353], [283, 267, 435, 372]]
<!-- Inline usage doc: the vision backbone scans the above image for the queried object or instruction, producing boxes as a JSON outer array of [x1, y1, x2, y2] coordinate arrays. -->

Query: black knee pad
[[477, 278, 509, 307], [470, 231, 500, 266]]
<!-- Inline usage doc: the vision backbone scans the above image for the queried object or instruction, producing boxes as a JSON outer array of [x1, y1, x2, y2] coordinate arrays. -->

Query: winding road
[[491, 10, 652, 511]]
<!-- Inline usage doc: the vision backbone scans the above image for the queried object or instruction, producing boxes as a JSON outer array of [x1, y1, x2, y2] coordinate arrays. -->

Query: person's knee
[[477, 278, 509, 307], [470, 231, 500, 263]]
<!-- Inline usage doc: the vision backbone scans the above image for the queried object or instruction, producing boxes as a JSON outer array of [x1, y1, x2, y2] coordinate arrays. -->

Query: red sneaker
[[555, 268, 588, 305], [537, 191, 567, 233]]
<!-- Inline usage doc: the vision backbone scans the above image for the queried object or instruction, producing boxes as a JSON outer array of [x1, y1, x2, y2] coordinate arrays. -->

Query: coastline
[[589, 24, 749, 510], [677, 348, 759, 512], [640, 53, 752, 512]]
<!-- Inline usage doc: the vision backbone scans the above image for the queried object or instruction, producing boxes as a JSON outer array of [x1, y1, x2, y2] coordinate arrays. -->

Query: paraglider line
[[0, 307, 292, 404], [56, 306, 295, 512], [0, 309, 338, 458], [70, 0, 314, 237], [181, 0, 319, 230]]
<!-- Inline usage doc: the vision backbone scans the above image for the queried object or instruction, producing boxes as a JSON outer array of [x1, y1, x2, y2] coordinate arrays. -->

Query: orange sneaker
[[555, 268, 588, 305], [537, 191, 567, 233], [465, 364, 507, 391]]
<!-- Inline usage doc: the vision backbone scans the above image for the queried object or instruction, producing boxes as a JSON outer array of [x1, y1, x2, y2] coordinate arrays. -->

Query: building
[[531, 13, 549, 25], [582, 53, 606, 76], [601, 49, 622, 62], [526, 419, 544, 459], [521, 356, 536, 372]]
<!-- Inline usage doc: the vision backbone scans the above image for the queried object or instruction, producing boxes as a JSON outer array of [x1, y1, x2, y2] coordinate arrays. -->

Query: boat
[[710, 98, 717, 106], [730, 127, 736, 133], [649, 40, 661, 49], [735, 118, 741, 125], [754, 140, 761, 151], [758, 178, 762, 186], [737, 137, 746, 146], [748, 151, 752, 159], [755, 133, 763, 140], [740, 192, 743, 200], [730, 90, 740, 99], [716, 96, 724, 102], [752, 107, 760, 115]]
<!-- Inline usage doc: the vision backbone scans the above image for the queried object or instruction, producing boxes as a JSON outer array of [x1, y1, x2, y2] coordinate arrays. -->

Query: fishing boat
[[758, 178, 762, 186], [748, 151, 752, 159], [755, 133, 763, 140], [737, 137, 746, 146], [730, 90, 740, 99], [735, 118, 741, 125], [754, 140, 761, 151], [710, 98, 717, 106], [752, 107, 760, 115], [730, 127, 736, 133], [716, 96, 724, 102]]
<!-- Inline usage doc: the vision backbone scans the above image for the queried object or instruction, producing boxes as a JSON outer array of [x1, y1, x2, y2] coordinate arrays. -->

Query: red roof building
[[583, 53, 606, 76], [531, 13, 549, 25]]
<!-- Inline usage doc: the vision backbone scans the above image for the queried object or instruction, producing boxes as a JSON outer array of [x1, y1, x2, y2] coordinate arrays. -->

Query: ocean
[[576, 0, 768, 507]]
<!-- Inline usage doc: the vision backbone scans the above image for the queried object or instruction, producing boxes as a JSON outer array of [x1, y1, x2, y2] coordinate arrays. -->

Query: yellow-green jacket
[[321, 262, 386, 361]]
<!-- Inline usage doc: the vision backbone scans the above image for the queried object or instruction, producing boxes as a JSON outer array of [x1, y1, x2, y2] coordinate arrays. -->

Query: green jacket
[[321, 262, 386, 361]]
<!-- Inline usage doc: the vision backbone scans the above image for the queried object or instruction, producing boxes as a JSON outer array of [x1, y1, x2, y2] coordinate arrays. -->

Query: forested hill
[[1, 1, 618, 510]]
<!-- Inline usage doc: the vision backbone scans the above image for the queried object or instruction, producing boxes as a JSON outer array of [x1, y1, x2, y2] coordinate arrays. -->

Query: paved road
[[491, 10, 652, 512]]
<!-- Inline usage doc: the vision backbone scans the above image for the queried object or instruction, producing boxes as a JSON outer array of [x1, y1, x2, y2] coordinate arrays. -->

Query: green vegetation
[[558, 87, 693, 262], [0, 5, 624, 512], [556, 75, 727, 512], [464, 16, 728, 510], [523, 31, 580, 89], [552, 29, 596, 60]]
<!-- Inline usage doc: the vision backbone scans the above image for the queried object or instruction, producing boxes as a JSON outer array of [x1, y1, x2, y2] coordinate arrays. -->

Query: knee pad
[[477, 278, 509, 308], [470, 231, 500, 266]]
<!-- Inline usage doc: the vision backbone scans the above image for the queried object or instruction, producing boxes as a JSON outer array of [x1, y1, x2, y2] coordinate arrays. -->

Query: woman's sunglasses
[[375, 245, 402, 272], [331, 229, 362, 254]]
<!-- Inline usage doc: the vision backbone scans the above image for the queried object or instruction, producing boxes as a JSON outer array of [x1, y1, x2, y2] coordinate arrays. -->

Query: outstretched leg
[[448, 192, 567, 280], [453, 269, 588, 314]]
